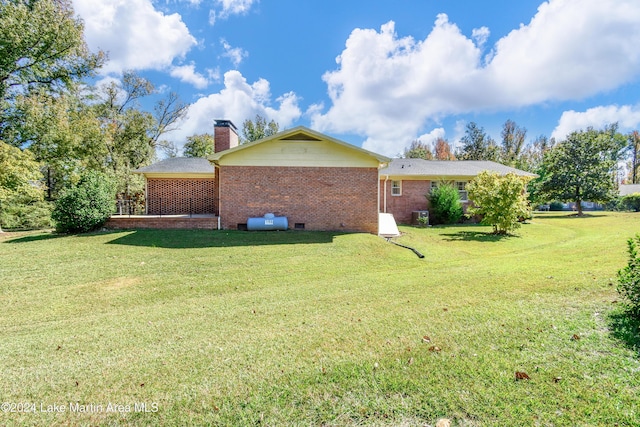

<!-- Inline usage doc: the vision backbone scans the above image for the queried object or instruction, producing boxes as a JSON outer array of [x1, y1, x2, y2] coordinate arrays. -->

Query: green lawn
[[1, 212, 639, 426]]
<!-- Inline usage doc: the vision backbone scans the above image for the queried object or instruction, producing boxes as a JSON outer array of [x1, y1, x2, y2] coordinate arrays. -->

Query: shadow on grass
[[534, 213, 604, 219], [2, 232, 65, 244], [608, 310, 640, 356], [441, 230, 516, 242], [104, 229, 347, 249]]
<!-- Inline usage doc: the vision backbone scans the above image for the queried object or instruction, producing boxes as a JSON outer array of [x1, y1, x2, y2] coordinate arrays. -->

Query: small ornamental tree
[[617, 234, 640, 319], [52, 170, 116, 233], [428, 182, 463, 225], [467, 171, 531, 235]]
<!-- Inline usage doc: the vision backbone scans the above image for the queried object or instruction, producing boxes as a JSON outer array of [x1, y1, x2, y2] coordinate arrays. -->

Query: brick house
[[380, 158, 535, 224], [130, 120, 390, 233]]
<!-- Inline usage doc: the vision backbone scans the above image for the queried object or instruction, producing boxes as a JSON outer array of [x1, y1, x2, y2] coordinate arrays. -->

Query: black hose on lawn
[[386, 238, 425, 258]]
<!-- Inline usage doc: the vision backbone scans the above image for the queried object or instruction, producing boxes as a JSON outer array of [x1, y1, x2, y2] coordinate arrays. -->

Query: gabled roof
[[380, 159, 536, 178], [133, 157, 214, 175], [208, 126, 390, 164], [620, 184, 640, 196]]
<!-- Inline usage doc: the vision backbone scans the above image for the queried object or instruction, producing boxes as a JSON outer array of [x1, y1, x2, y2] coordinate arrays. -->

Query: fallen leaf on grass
[[553, 376, 562, 383], [571, 334, 580, 341], [422, 336, 431, 343], [428, 346, 441, 353], [515, 371, 530, 380]]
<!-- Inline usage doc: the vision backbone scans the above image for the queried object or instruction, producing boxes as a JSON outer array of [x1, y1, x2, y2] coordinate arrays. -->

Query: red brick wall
[[219, 166, 379, 233], [146, 178, 217, 215], [380, 179, 431, 224], [106, 216, 218, 229]]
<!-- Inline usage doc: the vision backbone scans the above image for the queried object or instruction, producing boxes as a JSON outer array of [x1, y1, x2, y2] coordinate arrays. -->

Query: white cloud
[[312, 0, 640, 156], [552, 105, 640, 140], [216, 0, 256, 17], [221, 39, 248, 67], [73, 0, 197, 74], [169, 70, 302, 148], [169, 63, 210, 89]]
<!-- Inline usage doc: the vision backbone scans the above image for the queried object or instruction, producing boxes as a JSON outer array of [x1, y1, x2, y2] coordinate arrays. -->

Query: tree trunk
[[575, 199, 583, 216]]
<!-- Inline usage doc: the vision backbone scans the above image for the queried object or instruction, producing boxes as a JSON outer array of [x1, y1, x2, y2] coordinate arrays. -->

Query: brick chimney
[[214, 119, 239, 153]]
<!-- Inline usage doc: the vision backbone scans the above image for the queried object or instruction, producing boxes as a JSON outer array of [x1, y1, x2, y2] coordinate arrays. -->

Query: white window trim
[[391, 180, 402, 196]]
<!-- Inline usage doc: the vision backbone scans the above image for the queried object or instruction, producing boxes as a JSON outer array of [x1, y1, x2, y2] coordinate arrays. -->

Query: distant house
[[379, 158, 535, 224], [620, 184, 640, 196]]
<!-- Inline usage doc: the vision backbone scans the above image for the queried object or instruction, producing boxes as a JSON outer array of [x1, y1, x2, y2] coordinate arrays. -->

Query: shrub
[[620, 193, 640, 212], [0, 200, 53, 230], [617, 234, 640, 319], [428, 183, 463, 225], [549, 201, 565, 211], [52, 171, 116, 233]]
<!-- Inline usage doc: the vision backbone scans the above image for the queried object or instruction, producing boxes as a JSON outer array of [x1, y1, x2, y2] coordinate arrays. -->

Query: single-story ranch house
[[107, 120, 534, 234]]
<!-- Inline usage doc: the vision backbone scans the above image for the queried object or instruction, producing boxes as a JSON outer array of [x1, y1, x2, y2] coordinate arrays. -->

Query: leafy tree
[[628, 131, 640, 184], [500, 119, 526, 167], [403, 140, 433, 159], [434, 137, 456, 160], [183, 134, 215, 157], [0, 141, 45, 232], [0, 0, 104, 142], [241, 115, 279, 143], [617, 234, 640, 319], [51, 170, 116, 233], [467, 171, 532, 235], [428, 182, 463, 224], [538, 125, 626, 216], [93, 72, 188, 197], [457, 122, 499, 161]]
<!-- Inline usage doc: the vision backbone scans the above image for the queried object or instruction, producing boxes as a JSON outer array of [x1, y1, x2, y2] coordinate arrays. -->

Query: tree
[[457, 122, 499, 161], [428, 182, 463, 224], [434, 137, 456, 160], [538, 125, 626, 216], [403, 140, 433, 159], [0, 0, 104, 142], [241, 115, 279, 143], [466, 171, 532, 235], [628, 131, 640, 184], [620, 193, 640, 212], [183, 134, 215, 157], [93, 72, 188, 197], [0, 141, 45, 232], [51, 170, 116, 233], [500, 119, 526, 167]]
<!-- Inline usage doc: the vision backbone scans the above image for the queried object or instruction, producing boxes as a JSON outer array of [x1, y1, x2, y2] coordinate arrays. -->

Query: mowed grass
[[1, 212, 639, 426]]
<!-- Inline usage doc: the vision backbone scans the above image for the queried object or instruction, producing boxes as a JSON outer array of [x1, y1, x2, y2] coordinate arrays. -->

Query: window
[[391, 180, 402, 196], [430, 181, 438, 191], [456, 181, 468, 201]]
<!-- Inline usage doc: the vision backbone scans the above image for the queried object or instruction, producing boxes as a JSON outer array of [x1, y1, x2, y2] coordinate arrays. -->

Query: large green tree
[[403, 140, 433, 159], [183, 133, 215, 157], [628, 130, 640, 184], [0, 0, 104, 142], [0, 141, 45, 232], [539, 125, 626, 215], [457, 122, 499, 161], [241, 115, 279, 143]]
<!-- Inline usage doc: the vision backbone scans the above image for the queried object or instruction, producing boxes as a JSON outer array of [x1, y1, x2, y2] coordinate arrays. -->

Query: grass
[[1, 212, 639, 426]]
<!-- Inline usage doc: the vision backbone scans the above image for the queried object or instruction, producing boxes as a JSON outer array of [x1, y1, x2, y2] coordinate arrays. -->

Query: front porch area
[[105, 214, 219, 230]]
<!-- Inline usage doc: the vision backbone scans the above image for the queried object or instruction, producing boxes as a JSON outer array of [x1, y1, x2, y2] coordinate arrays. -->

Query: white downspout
[[383, 175, 389, 213]]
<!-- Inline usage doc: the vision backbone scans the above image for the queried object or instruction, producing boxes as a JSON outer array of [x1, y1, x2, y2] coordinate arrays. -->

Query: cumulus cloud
[[169, 70, 302, 148], [221, 39, 248, 67], [209, 0, 257, 25], [169, 63, 211, 89], [73, 0, 197, 74], [552, 105, 640, 140], [311, 0, 640, 155]]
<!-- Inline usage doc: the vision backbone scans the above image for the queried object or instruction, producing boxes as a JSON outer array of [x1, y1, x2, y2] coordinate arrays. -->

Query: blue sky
[[71, 0, 640, 156]]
